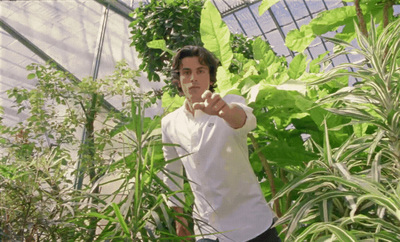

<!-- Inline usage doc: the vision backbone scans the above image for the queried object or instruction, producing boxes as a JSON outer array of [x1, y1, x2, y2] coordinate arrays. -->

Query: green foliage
[[274, 16, 400, 241], [87, 97, 180, 241], [285, 0, 399, 52], [129, 0, 204, 82], [0, 147, 80, 241], [201, 0, 233, 69], [0, 60, 181, 240], [314, 17, 400, 168], [131, 0, 269, 98]]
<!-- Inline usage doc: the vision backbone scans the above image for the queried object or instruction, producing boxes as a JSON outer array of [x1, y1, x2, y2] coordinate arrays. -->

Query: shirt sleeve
[[161, 118, 185, 208], [224, 94, 257, 135]]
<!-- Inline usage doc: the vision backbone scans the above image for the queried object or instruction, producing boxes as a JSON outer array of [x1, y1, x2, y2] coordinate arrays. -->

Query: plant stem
[[280, 168, 291, 212], [355, 0, 368, 37], [383, 0, 394, 28], [84, 92, 100, 240], [248, 133, 282, 217]]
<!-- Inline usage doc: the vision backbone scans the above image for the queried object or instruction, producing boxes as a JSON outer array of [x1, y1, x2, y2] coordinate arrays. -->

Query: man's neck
[[185, 100, 195, 115]]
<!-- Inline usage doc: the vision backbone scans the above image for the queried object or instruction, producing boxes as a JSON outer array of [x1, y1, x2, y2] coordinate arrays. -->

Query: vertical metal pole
[[74, 4, 110, 190]]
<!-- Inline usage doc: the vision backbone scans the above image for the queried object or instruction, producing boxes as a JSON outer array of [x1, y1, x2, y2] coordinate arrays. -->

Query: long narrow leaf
[[295, 223, 357, 242], [112, 202, 131, 237]]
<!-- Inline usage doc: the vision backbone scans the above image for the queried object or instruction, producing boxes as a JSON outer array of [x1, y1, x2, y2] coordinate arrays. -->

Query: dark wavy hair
[[171, 45, 219, 95]]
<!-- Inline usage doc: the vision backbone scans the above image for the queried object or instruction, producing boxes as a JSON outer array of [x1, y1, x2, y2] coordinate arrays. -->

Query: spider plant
[[274, 17, 400, 241]]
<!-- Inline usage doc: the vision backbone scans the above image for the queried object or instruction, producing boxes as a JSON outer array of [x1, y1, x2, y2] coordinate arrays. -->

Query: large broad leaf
[[288, 53, 307, 79], [252, 37, 271, 60], [286, 6, 356, 52], [260, 141, 318, 166], [285, 24, 315, 53], [216, 66, 240, 97], [200, 0, 233, 69], [310, 6, 356, 36]]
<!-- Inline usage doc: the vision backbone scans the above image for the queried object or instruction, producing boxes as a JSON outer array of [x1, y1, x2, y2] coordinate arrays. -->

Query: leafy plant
[[283, 0, 400, 53], [0, 60, 182, 241], [129, 0, 204, 82], [273, 16, 400, 241], [314, 17, 400, 170], [0, 147, 79, 241], [85, 95, 180, 241]]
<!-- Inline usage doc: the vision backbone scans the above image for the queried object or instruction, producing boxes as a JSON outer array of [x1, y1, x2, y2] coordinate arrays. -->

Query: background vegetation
[[1, 0, 399, 241]]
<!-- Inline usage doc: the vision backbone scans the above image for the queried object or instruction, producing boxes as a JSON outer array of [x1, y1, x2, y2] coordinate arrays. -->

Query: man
[[162, 46, 280, 242]]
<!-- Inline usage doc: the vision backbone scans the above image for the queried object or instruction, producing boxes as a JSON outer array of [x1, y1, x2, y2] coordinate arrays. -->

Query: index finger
[[201, 90, 212, 100]]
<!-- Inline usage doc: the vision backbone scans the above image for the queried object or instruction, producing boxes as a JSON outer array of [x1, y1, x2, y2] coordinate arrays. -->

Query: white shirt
[[162, 94, 274, 241]]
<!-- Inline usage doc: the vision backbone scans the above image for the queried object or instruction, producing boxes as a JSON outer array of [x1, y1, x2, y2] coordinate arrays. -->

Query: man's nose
[[190, 73, 196, 82]]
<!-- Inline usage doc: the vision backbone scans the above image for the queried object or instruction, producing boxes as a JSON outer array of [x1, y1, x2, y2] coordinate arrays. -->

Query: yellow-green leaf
[[285, 25, 315, 53], [200, 0, 233, 69], [147, 39, 175, 56]]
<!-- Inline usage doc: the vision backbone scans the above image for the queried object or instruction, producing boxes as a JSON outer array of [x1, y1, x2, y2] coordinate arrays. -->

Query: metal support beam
[[95, 0, 134, 21], [75, 5, 111, 190], [245, 2, 268, 40], [218, 0, 261, 18]]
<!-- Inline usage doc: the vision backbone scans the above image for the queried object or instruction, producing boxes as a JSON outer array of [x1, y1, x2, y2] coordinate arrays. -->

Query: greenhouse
[[1, 0, 400, 241]]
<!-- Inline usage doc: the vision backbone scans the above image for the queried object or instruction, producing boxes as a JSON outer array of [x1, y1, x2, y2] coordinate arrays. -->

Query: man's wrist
[[220, 104, 247, 129]]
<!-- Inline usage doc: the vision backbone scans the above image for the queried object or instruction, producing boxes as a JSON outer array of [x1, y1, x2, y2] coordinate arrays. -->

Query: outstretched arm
[[193, 90, 246, 129]]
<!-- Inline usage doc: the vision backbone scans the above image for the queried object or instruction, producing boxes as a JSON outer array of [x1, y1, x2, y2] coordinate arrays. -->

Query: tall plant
[[0, 60, 180, 240], [273, 17, 400, 241], [86, 93, 194, 241]]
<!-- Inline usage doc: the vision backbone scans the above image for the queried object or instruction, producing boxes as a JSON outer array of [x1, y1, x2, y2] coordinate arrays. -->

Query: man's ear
[[173, 79, 181, 88]]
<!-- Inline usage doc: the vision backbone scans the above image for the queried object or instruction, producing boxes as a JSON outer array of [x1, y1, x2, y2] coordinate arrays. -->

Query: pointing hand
[[193, 90, 228, 117]]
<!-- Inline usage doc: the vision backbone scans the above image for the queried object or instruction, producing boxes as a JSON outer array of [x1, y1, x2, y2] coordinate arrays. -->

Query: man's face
[[178, 56, 212, 104]]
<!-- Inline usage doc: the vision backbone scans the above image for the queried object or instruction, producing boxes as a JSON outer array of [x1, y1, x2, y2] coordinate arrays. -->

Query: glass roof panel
[[265, 30, 289, 56], [223, 14, 245, 35], [306, 0, 326, 16], [234, 7, 263, 37], [270, 1, 293, 26], [286, 0, 309, 20], [250, 2, 275, 34]]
